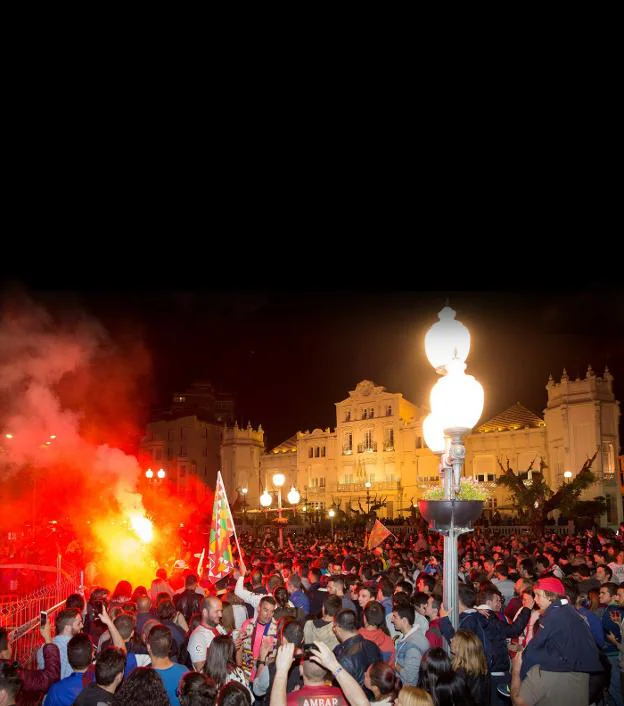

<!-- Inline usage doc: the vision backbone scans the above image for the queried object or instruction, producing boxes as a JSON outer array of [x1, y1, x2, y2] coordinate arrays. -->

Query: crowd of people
[[2, 521, 624, 706]]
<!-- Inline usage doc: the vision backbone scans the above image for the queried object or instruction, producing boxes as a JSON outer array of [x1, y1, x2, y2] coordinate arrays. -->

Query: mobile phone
[[40, 611, 47, 627]]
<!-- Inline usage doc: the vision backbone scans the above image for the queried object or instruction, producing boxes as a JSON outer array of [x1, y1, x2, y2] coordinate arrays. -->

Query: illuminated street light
[[423, 305, 484, 632], [328, 508, 336, 541], [272, 473, 286, 488], [272, 473, 287, 549], [157, 468, 166, 479], [145, 469, 154, 479], [260, 489, 272, 507], [241, 486, 248, 522], [287, 486, 300, 505], [564, 470, 573, 483], [5, 433, 13, 440]]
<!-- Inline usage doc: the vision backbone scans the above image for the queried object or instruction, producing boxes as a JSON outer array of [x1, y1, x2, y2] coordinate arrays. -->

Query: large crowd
[[2, 521, 624, 706]]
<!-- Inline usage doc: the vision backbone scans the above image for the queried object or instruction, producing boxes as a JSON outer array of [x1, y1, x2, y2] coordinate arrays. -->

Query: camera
[[302, 643, 319, 659]]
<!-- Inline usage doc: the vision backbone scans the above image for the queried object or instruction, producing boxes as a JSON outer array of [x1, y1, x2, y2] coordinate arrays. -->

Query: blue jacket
[[577, 606, 606, 649], [601, 602, 624, 656], [521, 599, 602, 679]]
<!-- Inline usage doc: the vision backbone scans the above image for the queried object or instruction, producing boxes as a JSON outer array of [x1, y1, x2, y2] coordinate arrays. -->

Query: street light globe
[[145, 469, 154, 479], [430, 362, 484, 432], [365, 481, 372, 489], [424, 306, 471, 371], [157, 469, 166, 479], [272, 473, 286, 488], [260, 489, 273, 507], [241, 486, 248, 495], [287, 486, 301, 504], [423, 413, 447, 454], [564, 471, 573, 479], [328, 509, 336, 518]]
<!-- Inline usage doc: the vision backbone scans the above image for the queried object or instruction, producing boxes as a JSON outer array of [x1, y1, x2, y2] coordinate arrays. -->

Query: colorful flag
[[367, 519, 392, 550], [207, 471, 239, 581]]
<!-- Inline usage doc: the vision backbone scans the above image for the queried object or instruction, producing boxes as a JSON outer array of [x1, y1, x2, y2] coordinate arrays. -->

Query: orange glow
[[129, 513, 153, 543]]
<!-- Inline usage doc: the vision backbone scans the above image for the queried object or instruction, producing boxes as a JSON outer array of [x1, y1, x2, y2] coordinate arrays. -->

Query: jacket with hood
[[304, 618, 338, 651], [521, 598, 603, 679], [358, 627, 395, 665]]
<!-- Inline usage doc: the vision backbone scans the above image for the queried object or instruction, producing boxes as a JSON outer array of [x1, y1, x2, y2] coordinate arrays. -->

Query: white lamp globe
[[430, 362, 484, 432], [328, 509, 336, 518], [272, 473, 286, 488], [260, 489, 273, 507], [423, 413, 447, 454], [287, 486, 301, 504], [424, 306, 471, 371]]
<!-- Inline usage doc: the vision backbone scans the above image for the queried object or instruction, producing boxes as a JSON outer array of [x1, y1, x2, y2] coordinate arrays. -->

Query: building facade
[[221, 369, 622, 526]]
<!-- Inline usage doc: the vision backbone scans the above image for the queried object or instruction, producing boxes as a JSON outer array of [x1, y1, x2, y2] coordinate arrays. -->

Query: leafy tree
[[496, 450, 598, 528]]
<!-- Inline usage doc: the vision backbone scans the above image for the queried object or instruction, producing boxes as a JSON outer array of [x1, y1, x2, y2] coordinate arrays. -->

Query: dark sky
[[33, 286, 623, 452]]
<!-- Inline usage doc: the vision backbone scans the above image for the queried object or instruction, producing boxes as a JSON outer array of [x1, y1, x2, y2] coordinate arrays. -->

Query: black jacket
[[481, 607, 531, 673], [306, 583, 325, 620], [333, 634, 382, 686]]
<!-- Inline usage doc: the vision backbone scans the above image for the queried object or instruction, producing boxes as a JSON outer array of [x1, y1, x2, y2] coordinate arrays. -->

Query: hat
[[534, 577, 565, 595]]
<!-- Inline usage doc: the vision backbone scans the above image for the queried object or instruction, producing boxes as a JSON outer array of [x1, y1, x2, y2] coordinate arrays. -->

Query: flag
[[367, 519, 392, 550], [207, 471, 238, 581]]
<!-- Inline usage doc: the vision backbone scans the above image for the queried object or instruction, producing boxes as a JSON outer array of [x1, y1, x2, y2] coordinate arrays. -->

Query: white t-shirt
[[187, 624, 227, 665]]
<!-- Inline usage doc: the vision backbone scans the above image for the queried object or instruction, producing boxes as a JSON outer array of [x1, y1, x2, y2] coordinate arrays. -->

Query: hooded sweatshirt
[[304, 618, 339, 651], [358, 627, 395, 665]]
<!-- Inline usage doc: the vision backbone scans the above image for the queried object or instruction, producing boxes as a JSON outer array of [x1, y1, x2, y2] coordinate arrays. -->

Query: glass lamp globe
[[145, 469, 154, 479], [423, 413, 447, 454], [157, 468, 166, 479], [272, 473, 286, 488], [430, 361, 484, 432], [287, 486, 301, 504], [424, 306, 471, 371], [328, 509, 336, 518], [260, 489, 273, 507]]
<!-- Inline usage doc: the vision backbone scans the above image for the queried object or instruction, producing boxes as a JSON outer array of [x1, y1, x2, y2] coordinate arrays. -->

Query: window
[[602, 442, 615, 476], [345, 409, 351, 422], [369, 407, 375, 419], [319, 478, 325, 488], [476, 474, 485, 482], [321, 446, 326, 457], [309, 448, 314, 458], [344, 473, 353, 484], [386, 405, 392, 416], [315, 446, 320, 458], [364, 431, 373, 449], [415, 436, 424, 449], [384, 428, 394, 450], [487, 474, 496, 482], [154, 448, 162, 460], [362, 409, 368, 420], [344, 432, 352, 454]]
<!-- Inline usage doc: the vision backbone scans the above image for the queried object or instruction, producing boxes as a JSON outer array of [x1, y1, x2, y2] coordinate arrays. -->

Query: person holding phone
[[0, 620, 61, 700]]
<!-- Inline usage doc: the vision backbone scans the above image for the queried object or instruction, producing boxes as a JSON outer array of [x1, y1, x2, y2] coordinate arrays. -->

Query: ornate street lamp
[[241, 486, 248, 522], [273, 472, 286, 548], [420, 305, 485, 631], [328, 508, 336, 541]]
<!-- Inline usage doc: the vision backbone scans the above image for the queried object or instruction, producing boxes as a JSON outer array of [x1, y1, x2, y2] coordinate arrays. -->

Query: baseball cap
[[534, 577, 565, 595]]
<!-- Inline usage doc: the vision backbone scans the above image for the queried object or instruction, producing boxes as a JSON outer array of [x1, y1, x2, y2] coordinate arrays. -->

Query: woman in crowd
[[272, 586, 297, 622], [416, 647, 451, 701], [113, 666, 171, 706], [432, 672, 476, 706], [203, 635, 251, 697], [178, 672, 218, 706], [364, 662, 397, 706], [449, 629, 490, 705], [215, 681, 251, 706], [395, 686, 434, 706]]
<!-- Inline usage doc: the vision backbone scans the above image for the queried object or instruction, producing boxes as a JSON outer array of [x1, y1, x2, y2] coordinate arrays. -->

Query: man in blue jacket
[[510, 577, 602, 706]]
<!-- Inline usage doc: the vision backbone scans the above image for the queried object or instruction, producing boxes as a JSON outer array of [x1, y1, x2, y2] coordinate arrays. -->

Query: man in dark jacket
[[1, 622, 60, 705], [332, 609, 381, 690], [475, 585, 533, 705], [173, 574, 203, 625], [511, 577, 602, 706], [306, 568, 325, 619]]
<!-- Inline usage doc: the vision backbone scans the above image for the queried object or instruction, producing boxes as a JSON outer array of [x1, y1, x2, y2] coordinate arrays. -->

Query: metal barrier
[[0, 564, 81, 667]]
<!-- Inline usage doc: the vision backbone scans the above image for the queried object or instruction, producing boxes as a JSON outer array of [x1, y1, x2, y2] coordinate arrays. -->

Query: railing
[[336, 481, 400, 492], [1, 563, 81, 667], [357, 442, 378, 453]]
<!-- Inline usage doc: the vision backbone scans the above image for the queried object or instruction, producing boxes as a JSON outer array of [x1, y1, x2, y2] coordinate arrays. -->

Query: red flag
[[367, 519, 392, 550]]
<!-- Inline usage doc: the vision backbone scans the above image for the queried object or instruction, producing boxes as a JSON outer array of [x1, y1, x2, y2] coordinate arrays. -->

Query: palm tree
[[496, 451, 598, 529]]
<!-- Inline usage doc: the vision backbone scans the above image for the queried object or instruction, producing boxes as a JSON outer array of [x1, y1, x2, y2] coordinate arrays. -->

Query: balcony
[[336, 481, 400, 492], [383, 443, 395, 452], [357, 441, 378, 453], [342, 447, 353, 455]]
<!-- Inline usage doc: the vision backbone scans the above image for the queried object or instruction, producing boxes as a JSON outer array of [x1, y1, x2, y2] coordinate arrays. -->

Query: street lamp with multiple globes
[[421, 305, 485, 631], [365, 480, 372, 513], [145, 468, 166, 481], [273, 472, 286, 548]]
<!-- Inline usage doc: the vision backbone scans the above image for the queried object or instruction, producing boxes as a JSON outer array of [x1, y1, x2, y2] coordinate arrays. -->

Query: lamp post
[[273, 472, 286, 549], [365, 480, 372, 513], [328, 508, 335, 541], [260, 487, 272, 524], [422, 306, 484, 631], [287, 485, 300, 523], [241, 486, 248, 523], [563, 471, 572, 484]]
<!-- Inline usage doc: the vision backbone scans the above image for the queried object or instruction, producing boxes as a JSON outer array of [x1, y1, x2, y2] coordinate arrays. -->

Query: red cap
[[534, 577, 565, 595]]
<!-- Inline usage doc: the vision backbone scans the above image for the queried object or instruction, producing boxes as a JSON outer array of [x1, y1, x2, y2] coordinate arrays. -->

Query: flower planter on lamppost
[[422, 306, 485, 632]]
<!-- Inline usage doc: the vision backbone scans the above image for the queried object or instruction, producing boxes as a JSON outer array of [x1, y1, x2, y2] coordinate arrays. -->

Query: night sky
[[10, 285, 622, 452]]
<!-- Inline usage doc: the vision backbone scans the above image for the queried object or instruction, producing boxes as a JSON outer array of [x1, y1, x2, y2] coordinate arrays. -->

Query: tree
[[496, 451, 598, 528]]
